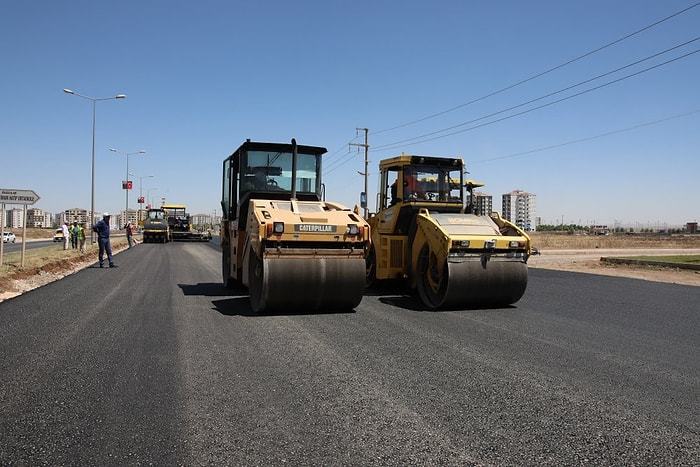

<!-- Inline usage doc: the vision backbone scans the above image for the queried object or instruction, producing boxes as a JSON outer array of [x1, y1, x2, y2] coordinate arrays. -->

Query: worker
[[93, 212, 116, 268], [403, 170, 424, 200]]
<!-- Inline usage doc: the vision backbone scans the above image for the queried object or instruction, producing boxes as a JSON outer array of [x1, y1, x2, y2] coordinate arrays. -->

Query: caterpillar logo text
[[294, 224, 337, 233]]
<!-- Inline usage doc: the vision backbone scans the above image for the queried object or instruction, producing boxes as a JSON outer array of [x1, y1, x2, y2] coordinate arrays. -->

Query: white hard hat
[[103, 212, 110, 217]]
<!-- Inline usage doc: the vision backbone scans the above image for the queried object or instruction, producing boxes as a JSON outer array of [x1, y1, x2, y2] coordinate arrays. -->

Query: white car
[[2, 231, 16, 243]]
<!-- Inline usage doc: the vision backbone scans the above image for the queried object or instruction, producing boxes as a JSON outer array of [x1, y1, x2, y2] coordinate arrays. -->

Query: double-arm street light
[[109, 148, 146, 225], [63, 88, 126, 242]]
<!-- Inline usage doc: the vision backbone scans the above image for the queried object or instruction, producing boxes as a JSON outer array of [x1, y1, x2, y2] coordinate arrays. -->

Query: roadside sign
[[0, 188, 40, 205]]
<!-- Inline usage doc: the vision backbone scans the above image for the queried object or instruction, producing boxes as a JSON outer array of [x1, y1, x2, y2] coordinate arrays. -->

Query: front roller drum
[[248, 254, 366, 313], [417, 246, 528, 309]]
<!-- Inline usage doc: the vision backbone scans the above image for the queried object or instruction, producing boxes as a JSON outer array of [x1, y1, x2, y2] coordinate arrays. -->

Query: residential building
[[466, 191, 493, 216], [118, 209, 139, 229], [191, 213, 220, 228], [502, 190, 536, 231], [4, 208, 24, 228], [27, 208, 52, 228], [61, 208, 90, 227]]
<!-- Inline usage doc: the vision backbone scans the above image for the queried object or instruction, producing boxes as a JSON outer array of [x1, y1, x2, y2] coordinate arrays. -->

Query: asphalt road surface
[[1, 242, 698, 465]]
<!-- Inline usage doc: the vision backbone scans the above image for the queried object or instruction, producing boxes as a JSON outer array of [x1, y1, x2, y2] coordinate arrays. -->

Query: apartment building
[[60, 208, 90, 227], [466, 191, 493, 216], [27, 208, 52, 228], [117, 209, 139, 229], [502, 190, 536, 231], [3, 208, 24, 228]]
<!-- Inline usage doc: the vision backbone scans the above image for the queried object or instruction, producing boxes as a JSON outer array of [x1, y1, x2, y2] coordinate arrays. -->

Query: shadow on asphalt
[[210, 297, 357, 317], [178, 282, 236, 297], [178, 282, 357, 317], [368, 281, 519, 312]]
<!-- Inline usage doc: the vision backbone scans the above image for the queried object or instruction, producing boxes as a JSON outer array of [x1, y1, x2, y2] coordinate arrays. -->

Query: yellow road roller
[[366, 153, 532, 309], [221, 139, 370, 313]]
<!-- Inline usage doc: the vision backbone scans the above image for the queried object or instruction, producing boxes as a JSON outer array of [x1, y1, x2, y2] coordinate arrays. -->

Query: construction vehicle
[[221, 139, 370, 313], [365, 153, 532, 309], [142, 207, 170, 243], [161, 204, 212, 241]]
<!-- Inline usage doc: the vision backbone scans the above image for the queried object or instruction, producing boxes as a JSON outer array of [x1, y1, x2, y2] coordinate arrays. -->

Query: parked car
[[2, 231, 16, 243], [52, 229, 64, 242]]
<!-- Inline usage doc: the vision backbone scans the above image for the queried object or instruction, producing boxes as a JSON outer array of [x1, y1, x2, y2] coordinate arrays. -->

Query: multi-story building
[[466, 191, 493, 216], [117, 209, 139, 229], [191, 213, 220, 228], [4, 208, 24, 228], [61, 208, 90, 227], [27, 208, 52, 228], [502, 190, 536, 231]]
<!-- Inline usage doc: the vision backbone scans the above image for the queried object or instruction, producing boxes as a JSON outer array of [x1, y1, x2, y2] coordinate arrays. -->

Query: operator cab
[[147, 209, 165, 220], [376, 154, 465, 235], [221, 140, 327, 228], [379, 155, 464, 209]]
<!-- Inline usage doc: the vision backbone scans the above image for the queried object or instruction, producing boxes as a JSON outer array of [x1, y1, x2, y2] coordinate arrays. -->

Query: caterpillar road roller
[[221, 139, 370, 313], [142, 207, 170, 243], [365, 153, 532, 309]]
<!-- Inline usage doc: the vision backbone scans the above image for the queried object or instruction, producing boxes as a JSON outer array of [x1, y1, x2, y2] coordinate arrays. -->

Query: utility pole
[[349, 127, 369, 217]]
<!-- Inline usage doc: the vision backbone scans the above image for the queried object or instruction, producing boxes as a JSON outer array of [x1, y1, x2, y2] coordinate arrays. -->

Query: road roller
[[365, 153, 532, 309], [142, 207, 171, 243], [221, 139, 370, 313]]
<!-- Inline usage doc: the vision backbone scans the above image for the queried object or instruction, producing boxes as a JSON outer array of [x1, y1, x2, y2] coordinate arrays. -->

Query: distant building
[[4, 208, 24, 228], [191, 213, 220, 228], [687, 222, 698, 234], [466, 191, 493, 216], [117, 209, 139, 229], [61, 208, 90, 227], [590, 225, 610, 235], [27, 208, 52, 228], [502, 190, 536, 231]]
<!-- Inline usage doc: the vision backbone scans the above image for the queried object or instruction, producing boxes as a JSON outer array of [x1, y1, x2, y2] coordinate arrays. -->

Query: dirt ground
[[1, 233, 698, 303], [528, 233, 700, 287]]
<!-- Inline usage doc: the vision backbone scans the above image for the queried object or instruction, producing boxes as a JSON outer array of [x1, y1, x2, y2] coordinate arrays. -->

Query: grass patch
[[615, 255, 700, 265]]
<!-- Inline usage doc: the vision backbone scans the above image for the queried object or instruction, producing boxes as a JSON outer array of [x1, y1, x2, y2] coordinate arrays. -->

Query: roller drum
[[417, 253, 528, 309], [249, 254, 366, 313]]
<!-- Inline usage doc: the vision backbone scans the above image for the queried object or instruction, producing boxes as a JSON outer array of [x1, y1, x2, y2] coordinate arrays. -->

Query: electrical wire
[[469, 109, 700, 164], [372, 47, 700, 153], [372, 2, 700, 136]]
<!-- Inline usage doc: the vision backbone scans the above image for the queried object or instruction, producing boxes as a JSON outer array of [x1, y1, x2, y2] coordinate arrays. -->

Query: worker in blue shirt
[[93, 212, 117, 268]]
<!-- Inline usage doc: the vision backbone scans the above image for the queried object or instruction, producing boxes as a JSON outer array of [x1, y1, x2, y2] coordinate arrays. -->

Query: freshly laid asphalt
[[1, 242, 698, 465]]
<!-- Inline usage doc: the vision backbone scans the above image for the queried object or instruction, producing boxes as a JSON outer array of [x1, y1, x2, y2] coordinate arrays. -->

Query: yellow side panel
[[376, 235, 407, 279]]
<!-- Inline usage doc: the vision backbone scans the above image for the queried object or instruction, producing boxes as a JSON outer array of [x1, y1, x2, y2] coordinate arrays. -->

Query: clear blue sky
[[2, 1, 698, 228]]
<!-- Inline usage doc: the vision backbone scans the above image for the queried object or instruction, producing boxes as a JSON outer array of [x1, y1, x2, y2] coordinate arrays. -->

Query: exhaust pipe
[[291, 138, 297, 201]]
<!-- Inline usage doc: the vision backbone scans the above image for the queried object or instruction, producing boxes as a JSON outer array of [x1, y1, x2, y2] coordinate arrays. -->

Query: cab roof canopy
[[227, 139, 327, 160]]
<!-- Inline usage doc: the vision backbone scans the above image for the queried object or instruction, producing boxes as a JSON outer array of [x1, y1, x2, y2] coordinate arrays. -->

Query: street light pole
[[63, 88, 126, 243], [109, 148, 146, 226], [138, 175, 154, 221], [146, 188, 159, 208]]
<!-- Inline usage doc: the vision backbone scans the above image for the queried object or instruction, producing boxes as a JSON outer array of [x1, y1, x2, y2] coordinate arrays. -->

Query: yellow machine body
[[367, 153, 532, 308], [221, 140, 370, 313]]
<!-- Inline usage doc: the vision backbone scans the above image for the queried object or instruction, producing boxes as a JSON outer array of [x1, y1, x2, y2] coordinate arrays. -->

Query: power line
[[372, 47, 700, 152], [372, 2, 700, 136], [469, 110, 700, 164]]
